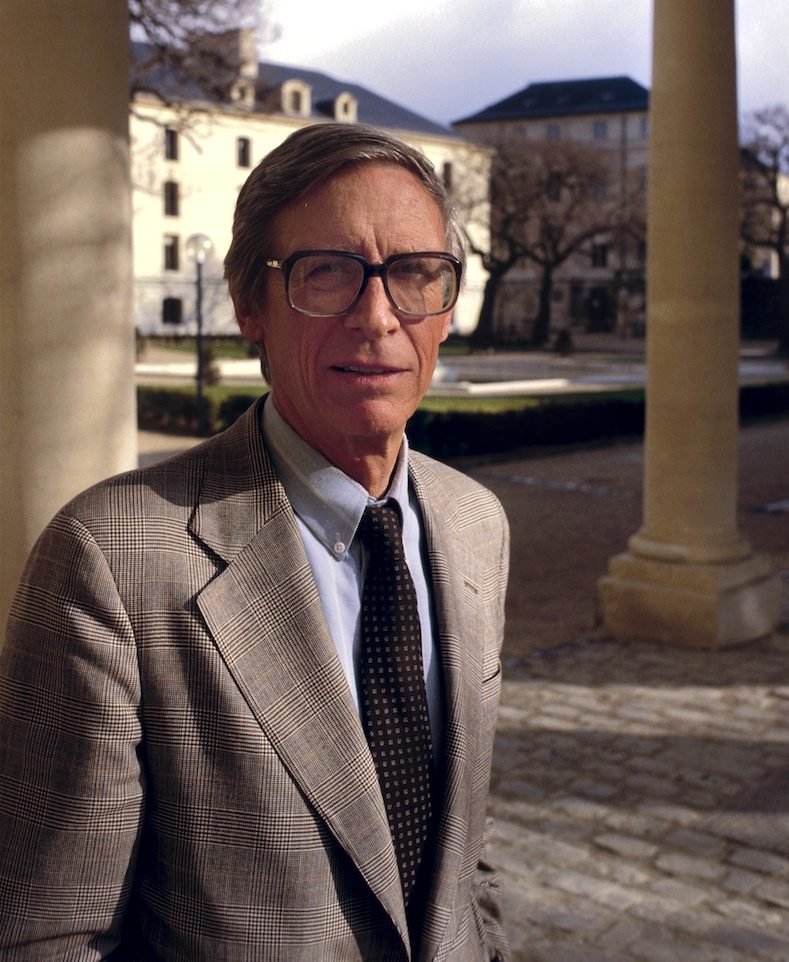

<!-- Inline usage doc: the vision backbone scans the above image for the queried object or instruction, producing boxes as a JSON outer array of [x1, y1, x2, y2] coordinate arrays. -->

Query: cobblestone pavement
[[465, 419, 789, 962], [487, 624, 789, 962]]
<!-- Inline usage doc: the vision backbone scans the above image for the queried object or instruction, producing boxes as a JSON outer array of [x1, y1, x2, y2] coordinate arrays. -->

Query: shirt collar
[[262, 397, 411, 561]]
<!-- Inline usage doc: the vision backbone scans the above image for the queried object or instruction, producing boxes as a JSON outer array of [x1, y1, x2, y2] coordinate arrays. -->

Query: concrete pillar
[[0, 0, 136, 631], [598, 0, 781, 648]]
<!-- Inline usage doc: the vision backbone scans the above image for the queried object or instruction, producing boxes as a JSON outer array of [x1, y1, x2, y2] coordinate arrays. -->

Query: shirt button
[[333, 541, 345, 555]]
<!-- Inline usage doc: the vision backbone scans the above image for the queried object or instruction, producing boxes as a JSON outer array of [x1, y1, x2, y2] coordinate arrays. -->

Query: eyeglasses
[[265, 250, 462, 318]]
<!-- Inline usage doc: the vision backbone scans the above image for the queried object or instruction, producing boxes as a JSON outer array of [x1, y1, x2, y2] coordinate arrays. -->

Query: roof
[[258, 61, 456, 138], [131, 42, 455, 139], [454, 76, 649, 126]]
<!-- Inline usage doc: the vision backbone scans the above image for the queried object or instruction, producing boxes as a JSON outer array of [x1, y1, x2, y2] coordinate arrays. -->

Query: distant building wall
[[130, 63, 489, 341], [455, 78, 649, 341]]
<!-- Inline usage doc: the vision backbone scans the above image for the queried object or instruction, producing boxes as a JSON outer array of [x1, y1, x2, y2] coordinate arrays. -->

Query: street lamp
[[185, 233, 214, 434]]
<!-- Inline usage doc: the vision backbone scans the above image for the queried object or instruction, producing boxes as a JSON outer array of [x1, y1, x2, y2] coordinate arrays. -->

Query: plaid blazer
[[0, 398, 510, 962]]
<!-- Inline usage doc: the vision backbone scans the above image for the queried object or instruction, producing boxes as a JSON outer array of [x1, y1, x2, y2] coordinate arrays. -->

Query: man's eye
[[313, 260, 342, 273], [393, 259, 440, 282], [394, 259, 426, 277], [306, 259, 354, 280]]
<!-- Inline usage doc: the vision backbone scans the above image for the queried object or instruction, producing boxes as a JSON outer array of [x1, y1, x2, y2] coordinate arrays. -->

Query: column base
[[597, 551, 782, 649]]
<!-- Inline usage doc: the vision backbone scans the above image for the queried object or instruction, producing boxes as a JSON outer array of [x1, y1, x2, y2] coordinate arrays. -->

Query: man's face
[[237, 163, 453, 468]]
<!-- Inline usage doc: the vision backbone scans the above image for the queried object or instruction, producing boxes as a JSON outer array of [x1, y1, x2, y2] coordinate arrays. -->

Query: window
[[162, 297, 183, 325], [442, 161, 453, 190], [164, 235, 180, 271], [640, 116, 649, 140], [236, 137, 251, 168], [591, 242, 609, 268], [164, 181, 179, 217], [546, 172, 562, 202], [546, 123, 561, 141], [165, 127, 179, 161], [334, 92, 358, 122], [281, 80, 312, 117], [593, 120, 608, 141]]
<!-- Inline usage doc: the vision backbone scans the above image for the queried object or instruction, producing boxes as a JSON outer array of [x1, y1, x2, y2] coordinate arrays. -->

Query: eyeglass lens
[[287, 253, 457, 317]]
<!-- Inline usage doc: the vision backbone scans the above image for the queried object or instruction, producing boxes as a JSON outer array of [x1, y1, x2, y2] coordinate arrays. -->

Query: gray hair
[[224, 122, 464, 323]]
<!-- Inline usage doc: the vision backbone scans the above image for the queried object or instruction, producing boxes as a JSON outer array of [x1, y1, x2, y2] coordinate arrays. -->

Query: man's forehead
[[297, 161, 429, 203], [269, 162, 446, 246]]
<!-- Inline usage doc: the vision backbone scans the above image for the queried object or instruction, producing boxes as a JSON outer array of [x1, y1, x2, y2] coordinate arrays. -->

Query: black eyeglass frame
[[264, 249, 463, 318]]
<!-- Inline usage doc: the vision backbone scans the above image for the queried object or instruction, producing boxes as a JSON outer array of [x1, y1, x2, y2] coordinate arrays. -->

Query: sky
[[266, 0, 788, 128]]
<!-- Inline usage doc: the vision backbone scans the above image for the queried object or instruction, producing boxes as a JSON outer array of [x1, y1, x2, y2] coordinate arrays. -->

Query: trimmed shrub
[[137, 380, 789, 456]]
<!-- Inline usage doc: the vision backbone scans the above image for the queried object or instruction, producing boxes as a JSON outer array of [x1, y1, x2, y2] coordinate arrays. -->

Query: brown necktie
[[358, 501, 433, 904]]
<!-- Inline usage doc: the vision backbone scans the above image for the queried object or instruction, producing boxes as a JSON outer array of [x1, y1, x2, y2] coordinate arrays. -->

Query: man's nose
[[343, 276, 400, 336]]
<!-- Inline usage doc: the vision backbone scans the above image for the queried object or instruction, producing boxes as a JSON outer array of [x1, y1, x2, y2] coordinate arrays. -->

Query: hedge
[[137, 380, 789, 459]]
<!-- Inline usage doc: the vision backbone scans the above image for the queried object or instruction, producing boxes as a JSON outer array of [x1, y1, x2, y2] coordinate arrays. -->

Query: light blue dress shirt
[[262, 399, 444, 757]]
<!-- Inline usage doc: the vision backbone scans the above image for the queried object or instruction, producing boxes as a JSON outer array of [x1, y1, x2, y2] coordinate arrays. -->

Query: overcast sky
[[266, 0, 787, 128]]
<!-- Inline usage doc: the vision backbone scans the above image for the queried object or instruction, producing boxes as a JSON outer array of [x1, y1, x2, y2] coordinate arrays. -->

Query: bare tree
[[740, 104, 789, 354], [454, 141, 644, 348], [130, 0, 278, 107]]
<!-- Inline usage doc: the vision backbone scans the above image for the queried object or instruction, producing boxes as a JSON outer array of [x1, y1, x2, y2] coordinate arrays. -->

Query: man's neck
[[268, 395, 404, 499], [331, 449, 400, 500]]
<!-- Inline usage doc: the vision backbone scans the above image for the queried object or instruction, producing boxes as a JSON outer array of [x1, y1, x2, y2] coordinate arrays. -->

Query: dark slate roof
[[454, 76, 649, 125], [131, 42, 454, 138], [257, 61, 455, 138]]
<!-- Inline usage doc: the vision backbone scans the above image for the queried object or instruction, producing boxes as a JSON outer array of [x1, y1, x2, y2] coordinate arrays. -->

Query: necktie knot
[[358, 501, 402, 556]]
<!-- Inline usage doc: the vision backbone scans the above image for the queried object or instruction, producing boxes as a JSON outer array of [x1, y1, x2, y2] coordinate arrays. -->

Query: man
[[0, 123, 510, 961]]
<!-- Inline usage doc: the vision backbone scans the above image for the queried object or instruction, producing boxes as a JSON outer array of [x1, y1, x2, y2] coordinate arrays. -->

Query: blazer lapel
[[189, 402, 409, 944]]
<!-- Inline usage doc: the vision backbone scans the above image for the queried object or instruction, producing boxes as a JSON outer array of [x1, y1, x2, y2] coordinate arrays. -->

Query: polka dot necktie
[[358, 501, 433, 905]]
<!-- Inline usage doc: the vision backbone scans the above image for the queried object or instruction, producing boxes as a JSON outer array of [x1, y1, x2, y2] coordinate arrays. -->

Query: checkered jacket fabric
[[0, 398, 510, 962]]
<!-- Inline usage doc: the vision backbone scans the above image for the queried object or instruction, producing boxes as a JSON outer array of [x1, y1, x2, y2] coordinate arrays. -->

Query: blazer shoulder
[[410, 451, 505, 511], [408, 451, 509, 547], [58, 399, 267, 528]]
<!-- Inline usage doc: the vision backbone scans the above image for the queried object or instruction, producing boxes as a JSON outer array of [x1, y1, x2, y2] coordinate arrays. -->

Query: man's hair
[[224, 122, 465, 322]]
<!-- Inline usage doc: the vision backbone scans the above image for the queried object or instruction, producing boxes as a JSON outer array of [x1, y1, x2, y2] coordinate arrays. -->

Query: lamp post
[[185, 233, 214, 434]]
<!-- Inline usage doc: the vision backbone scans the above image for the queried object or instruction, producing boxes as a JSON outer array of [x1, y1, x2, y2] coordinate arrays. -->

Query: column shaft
[[636, 0, 744, 563], [0, 0, 136, 630], [598, 0, 780, 648]]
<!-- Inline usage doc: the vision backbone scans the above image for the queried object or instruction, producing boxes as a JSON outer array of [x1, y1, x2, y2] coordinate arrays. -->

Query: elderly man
[[0, 123, 510, 961]]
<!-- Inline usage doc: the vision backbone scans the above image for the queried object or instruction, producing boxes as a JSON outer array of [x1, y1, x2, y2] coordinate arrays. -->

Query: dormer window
[[230, 79, 255, 110], [281, 80, 311, 117], [334, 92, 358, 122]]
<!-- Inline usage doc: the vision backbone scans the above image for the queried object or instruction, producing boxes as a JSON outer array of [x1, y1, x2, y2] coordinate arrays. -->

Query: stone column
[[0, 0, 136, 631], [598, 0, 781, 648]]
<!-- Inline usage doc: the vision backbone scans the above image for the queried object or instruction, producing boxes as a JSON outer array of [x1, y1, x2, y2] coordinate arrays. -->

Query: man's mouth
[[333, 364, 399, 375]]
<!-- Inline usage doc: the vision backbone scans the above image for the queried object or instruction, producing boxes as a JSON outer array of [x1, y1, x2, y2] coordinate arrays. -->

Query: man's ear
[[233, 296, 265, 343]]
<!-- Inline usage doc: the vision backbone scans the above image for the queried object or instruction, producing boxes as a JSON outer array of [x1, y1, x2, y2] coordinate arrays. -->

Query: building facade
[[454, 76, 650, 341], [131, 31, 488, 341]]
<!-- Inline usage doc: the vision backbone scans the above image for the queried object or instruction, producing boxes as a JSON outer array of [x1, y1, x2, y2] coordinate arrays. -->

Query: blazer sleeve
[[0, 512, 144, 960]]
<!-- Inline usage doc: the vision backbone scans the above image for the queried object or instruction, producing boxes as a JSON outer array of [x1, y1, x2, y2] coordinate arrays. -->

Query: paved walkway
[[135, 334, 789, 397], [462, 421, 789, 961], [488, 629, 789, 962]]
